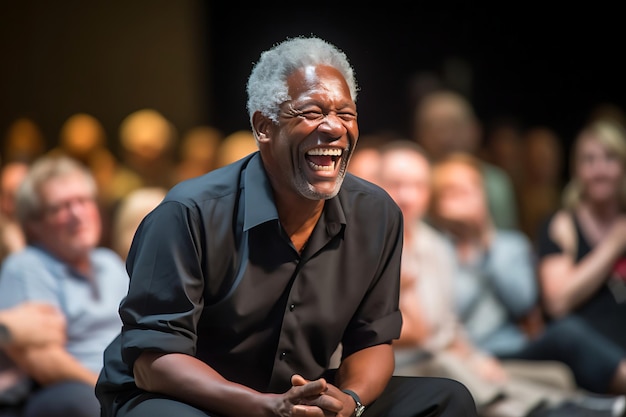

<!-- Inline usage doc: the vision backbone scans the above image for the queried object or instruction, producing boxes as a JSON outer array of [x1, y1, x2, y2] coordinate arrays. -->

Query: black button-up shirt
[[97, 152, 402, 410]]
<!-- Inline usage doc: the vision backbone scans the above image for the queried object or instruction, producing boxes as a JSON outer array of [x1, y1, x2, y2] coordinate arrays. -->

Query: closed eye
[[299, 111, 324, 121], [299, 110, 357, 122], [337, 111, 357, 122]]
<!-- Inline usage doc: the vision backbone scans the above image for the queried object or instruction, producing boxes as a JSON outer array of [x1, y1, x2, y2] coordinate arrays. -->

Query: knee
[[550, 316, 588, 338], [438, 378, 477, 413]]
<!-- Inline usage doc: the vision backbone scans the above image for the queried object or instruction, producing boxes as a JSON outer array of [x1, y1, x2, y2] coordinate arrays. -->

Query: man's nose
[[317, 113, 346, 137]]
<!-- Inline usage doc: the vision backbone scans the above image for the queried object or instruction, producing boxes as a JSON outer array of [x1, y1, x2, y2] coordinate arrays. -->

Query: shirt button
[[289, 304, 295, 311], [280, 352, 287, 360]]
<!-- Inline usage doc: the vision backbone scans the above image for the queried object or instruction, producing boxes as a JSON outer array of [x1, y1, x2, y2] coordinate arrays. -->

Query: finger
[[313, 393, 343, 413], [292, 374, 308, 386], [297, 379, 328, 398], [292, 404, 324, 417]]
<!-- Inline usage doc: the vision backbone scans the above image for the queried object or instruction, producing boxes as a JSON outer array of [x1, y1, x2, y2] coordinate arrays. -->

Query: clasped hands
[[279, 374, 356, 417]]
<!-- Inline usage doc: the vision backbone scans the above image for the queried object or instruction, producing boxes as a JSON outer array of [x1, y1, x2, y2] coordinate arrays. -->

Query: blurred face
[[379, 150, 431, 223], [524, 130, 562, 183], [576, 134, 625, 204], [29, 173, 101, 264], [258, 65, 358, 200], [61, 115, 105, 156], [432, 162, 488, 230], [490, 126, 522, 172], [348, 148, 381, 185], [415, 96, 479, 160]]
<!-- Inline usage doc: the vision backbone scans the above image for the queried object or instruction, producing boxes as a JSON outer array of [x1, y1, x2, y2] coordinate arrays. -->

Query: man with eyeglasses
[[0, 155, 129, 417]]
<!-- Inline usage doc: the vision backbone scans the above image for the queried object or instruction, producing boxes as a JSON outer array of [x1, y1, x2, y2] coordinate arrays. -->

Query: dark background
[[2, 1, 625, 159]]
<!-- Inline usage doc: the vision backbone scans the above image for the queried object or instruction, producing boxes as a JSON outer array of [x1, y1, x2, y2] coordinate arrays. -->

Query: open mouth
[[305, 148, 343, 172]]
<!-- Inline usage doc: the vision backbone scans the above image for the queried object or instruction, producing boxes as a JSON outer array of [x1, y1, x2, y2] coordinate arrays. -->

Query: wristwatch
[[342, 389, 366, 417]]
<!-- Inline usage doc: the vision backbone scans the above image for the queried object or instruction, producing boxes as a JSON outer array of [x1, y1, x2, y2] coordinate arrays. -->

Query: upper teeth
[[307, 148, 342, 156]]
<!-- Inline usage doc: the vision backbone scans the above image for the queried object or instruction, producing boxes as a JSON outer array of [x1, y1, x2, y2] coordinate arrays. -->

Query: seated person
[[95, 35, 476, 417], [0, 155, 129, 417], [412, 88, 519, 230], [110, 186, 167, 261], [379, 140, 625, 417], [536, 119, 626, 351], [0, 303, 65, 417], [428, 152, 626, 397]]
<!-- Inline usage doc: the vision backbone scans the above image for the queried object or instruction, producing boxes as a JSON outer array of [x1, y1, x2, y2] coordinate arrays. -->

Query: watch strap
[[342, 389, 365, 416]]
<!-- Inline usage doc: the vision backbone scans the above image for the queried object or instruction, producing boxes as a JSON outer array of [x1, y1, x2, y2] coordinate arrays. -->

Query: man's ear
[[252, 111, 272, 144]]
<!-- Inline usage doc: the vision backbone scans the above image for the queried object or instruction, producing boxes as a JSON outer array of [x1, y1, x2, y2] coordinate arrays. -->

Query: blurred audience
[[111, 186, 167, 261], [347, 132, 394, 185], [518, 126, 565, 243], [175, 125, 224, 182], [55, 113, 107, 163], [2, 118, 46, 164], [213, 129, 257, 169], [429, 152, 626, 396], [118, 108, 178, 190], [536, 119, 626, 351], [587, 103, 626, 130], [0, 161, 29, 222], [482, 116, 525, 191], [380, 141, 622, 417], [412, 89, 519, 230], [0, 155, 129, 417], [0, 304, 65, 349], [0, 161, 29, 256], [51, 113, 132, 248], [0, 303, 66, 416]]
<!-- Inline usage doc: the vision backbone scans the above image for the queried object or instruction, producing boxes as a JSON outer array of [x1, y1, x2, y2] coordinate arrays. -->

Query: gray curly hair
[[246, 36, 358, 129]]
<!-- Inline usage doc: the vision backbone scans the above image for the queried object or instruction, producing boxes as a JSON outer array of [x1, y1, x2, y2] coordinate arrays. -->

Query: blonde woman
[[536, 119, 626, 352]]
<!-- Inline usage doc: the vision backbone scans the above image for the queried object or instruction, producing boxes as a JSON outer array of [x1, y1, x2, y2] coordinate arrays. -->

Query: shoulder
[[481, 162, 514, 187], [495, 229, 532, 249], [0, 247, 48, 272], [338, 175, 402, 243], [481, 161, 508, 178], [165, 154, 254, 207], [0, 247, 56, 302], [144, 157, 253, 226], [92, 248, 125, 267], [340, 174, 400, 215], [546, 210, 576, 252], [547, 210, 573, 234]]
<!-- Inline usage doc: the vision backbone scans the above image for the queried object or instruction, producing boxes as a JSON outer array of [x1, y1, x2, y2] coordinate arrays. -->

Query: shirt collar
[[241, 152, 347, 233], [242, 153, 279, 231], [31, 244, 96, 281]]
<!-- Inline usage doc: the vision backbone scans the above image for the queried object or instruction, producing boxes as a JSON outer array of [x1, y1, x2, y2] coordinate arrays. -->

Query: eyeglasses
[[42, 195, 97, 220]]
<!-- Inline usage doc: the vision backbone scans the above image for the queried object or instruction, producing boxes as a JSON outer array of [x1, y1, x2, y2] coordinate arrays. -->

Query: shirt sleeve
[[0, 251, 62, 310], [484, 232, 538, 319], [119, 200, 205, 368], [340, 205, 403, 358]]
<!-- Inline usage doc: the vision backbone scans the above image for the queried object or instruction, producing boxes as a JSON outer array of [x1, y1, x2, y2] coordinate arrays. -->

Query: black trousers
[[116, 375, 477, 417], [498, 315, 624, 393], [0, 381, 99, 417]]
